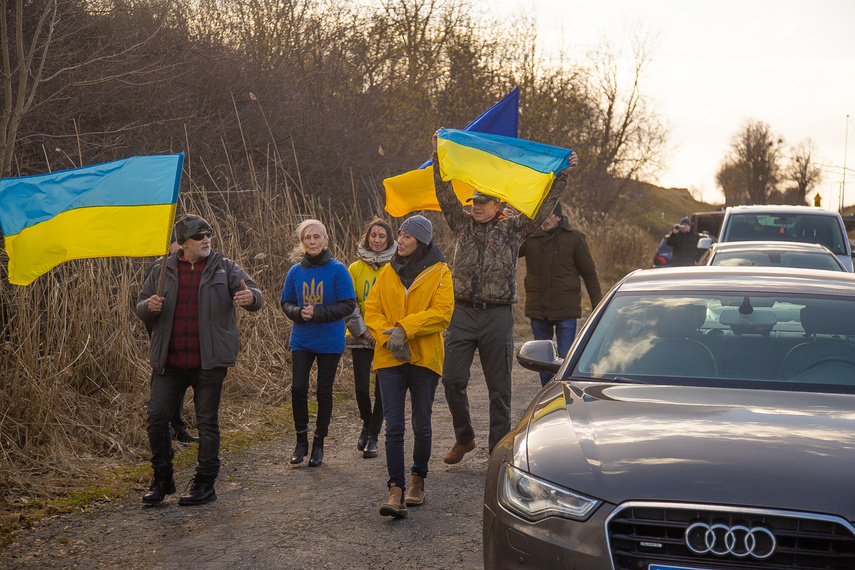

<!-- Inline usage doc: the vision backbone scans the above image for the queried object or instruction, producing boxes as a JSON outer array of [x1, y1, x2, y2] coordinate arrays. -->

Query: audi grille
[[606, 502, 855, 569]]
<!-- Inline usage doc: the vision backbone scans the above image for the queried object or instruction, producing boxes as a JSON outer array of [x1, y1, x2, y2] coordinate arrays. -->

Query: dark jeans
[[530, 317, 577, 386], [147, 367, 226, 478], [291, 350, 342, 438], [378, 363, 440, 491], [352, 348, 384, 437], [442, 304, 514, 451]]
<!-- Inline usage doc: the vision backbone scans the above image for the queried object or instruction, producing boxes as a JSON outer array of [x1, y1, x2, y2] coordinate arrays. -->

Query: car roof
[[726, 205, 840, 217], [619, 266, 855, 296], [709, 241, 833, 253]]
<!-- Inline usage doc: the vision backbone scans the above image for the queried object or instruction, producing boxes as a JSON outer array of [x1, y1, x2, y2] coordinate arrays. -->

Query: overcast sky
[[486, 0, 855, 208]]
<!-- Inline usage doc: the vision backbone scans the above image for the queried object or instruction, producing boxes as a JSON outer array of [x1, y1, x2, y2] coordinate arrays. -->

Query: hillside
[[619, 180, 720, 237]]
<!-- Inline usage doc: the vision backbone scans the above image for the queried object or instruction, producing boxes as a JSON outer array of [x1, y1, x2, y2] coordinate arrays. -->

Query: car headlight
[[498, 463, 601, 522]]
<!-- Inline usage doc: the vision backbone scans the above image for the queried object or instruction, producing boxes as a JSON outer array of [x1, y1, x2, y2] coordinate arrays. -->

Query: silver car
[[699, 240, 847, 271], [484, 267, 855, 569]]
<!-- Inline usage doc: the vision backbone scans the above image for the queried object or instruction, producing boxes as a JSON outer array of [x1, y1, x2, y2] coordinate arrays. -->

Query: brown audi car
[[484, 267, 855, 569]]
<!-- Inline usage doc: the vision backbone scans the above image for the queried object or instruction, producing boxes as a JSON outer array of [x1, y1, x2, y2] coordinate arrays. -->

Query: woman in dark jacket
[[280, 219, 357, 467]]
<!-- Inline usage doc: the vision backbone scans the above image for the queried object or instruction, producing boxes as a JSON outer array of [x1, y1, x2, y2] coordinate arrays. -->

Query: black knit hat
[[552, 202, 563, 217], [174, 215, 213, 244]]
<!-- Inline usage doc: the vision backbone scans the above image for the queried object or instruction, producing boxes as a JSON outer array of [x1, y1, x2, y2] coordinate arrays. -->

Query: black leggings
[[352, 348, 384, 437], [291, 350, 342, 438]]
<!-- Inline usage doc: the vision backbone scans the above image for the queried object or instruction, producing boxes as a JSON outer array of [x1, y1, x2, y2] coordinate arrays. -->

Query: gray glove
[[383, 325, 411, 362]]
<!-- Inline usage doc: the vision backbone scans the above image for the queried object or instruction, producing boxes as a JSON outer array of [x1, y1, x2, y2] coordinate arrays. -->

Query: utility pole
[[843, 114, 849, 214]]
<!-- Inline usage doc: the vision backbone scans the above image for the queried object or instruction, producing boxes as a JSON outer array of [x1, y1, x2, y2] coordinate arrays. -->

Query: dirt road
[[4, 360, 544, 569]]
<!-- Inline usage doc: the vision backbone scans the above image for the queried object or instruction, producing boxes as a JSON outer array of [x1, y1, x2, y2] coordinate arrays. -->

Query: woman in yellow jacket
[[364, 215, 454, 518]]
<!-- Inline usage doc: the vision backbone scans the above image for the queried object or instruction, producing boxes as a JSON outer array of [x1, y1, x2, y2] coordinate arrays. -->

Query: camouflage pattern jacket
[[433, 153, 569, 305]]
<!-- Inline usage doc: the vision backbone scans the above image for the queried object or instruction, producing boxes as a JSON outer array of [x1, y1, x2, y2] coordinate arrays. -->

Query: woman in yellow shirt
[[364, 215, 454, 517], [345, 217, 396, 459]]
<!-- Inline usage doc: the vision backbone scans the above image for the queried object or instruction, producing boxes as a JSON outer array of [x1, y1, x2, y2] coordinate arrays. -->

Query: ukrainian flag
[[0, 154, 183, 285], [436, 129, 573, 218]]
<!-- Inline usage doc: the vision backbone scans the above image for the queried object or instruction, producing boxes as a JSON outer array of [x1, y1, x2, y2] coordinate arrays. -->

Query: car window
[[573, 293, 855, 390], [711, 251, 844, 271], [722, 213, 847, 255]]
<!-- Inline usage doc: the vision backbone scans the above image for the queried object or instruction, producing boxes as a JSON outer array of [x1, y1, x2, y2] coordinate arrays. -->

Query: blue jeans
[[378, 364, 440, 491], [147, 367, 227, 478], [530, 318, 577, 386]]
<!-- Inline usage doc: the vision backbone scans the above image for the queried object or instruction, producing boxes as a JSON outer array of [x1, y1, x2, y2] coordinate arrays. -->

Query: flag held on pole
[[436, 129, 573, 218], [0, 153, 183, 285]]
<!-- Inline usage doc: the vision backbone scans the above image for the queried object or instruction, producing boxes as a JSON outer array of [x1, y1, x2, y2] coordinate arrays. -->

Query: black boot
[[142, 468, 176, 504], [174, 430, 199, 444], [291, 432, 309, 465], [178, 473, 217, 506], [357, 426, 370, 451], [308, 436, 324, 467], [363, 435, 378, 459]]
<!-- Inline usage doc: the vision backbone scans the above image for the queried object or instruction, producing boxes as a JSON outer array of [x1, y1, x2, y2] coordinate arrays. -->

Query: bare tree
[[571, 34, 670, 215], [715, 158, 748, 206], [0, 0, 189, 178], [782, 139, 822, 206], [721, 119, 784, 205]]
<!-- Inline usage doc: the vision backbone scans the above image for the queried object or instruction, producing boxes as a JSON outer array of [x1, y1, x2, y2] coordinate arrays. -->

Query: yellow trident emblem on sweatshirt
[[303, 279, 323, 305]]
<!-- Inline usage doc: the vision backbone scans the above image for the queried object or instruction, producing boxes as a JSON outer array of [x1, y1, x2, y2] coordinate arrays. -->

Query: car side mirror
[[516, 340, 563, 374], [697, 237, 713, 250]]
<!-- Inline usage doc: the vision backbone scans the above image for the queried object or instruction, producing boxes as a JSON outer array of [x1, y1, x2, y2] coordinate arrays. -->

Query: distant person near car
[[345, 217, 396, 460], [432, 130, 579, 460], [667, 216, 700, 266], [515, 201, 602, 386], [280, 219, 357, 468], [364, 215, 454, 518]]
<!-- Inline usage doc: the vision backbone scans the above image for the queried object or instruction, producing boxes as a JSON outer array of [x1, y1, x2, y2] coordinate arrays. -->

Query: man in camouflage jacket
[[431, 132, 579, 459]]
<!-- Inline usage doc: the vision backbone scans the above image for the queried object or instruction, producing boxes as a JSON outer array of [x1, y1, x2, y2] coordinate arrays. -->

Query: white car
[[713, 205, 853, 271]]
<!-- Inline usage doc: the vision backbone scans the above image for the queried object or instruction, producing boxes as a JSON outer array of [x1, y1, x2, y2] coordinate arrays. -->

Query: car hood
[[525, 382, 855, 518]]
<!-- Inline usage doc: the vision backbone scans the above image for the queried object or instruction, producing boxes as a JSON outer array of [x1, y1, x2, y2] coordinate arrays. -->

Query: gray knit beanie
[[399, 215, 433, 245]]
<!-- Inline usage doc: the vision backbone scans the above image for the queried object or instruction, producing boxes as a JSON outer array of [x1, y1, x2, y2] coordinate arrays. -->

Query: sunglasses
[[188, 230, 213, 241]]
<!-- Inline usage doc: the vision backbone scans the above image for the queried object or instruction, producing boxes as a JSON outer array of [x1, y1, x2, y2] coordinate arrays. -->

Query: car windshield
[[573, 292, 855, 391], [711, 250, 843, 271], [721, 213, 847, 254]]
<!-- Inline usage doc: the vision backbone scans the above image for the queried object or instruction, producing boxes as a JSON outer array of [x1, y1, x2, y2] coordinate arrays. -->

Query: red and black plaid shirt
[[166, 254, 208, 369]]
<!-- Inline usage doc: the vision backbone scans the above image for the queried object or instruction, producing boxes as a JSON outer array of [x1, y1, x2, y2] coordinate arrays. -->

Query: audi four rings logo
[[685, 522, 776, 559]]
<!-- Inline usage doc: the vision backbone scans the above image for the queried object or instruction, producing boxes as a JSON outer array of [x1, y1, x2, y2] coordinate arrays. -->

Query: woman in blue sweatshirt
[[280, 219, 356, 467]]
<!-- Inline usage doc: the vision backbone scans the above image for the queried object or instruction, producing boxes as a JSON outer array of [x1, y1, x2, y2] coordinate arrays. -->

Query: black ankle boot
[[357, 426, 370, 451], [308, 436, 324, 467], [363, 435, 378, 459], [291, 432, 309, 465], [142, 468, 176, 504], [178, 473, 216, 506]]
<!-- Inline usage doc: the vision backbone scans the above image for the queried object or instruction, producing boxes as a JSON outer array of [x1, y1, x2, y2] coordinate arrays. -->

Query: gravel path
[[4, 357, 544, 569]]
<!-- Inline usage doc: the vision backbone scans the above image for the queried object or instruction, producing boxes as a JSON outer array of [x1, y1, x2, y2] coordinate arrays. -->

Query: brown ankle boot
[[443, 439, 476, 464], [404, 474, 425, 506], [379, 483, 408, 518]]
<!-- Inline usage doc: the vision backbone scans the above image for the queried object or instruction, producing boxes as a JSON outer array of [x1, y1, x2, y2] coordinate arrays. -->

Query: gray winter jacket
[[135, 251, 264, 372]]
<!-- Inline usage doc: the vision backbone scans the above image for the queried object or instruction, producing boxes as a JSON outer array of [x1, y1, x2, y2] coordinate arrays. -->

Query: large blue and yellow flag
[[436, 129, 573, 218], [0, 154, 183, 285], [383, 88, 519, 217]]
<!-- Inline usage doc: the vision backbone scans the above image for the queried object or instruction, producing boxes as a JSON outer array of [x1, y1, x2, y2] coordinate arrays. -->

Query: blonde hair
[[291, 219, 328, 262]]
